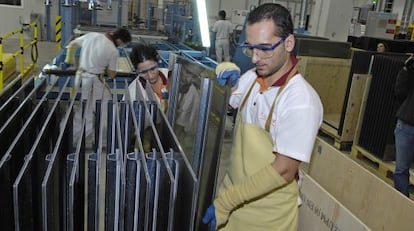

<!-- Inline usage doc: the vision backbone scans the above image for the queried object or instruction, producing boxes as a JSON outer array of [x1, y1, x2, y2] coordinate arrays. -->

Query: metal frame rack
[[0, 48, 228, 231]]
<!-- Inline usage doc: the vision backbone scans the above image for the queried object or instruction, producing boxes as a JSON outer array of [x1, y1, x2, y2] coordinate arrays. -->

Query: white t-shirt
[[212, 20, 233, 40], [71, 32, 118, 74], [229, 69, 323, 163]]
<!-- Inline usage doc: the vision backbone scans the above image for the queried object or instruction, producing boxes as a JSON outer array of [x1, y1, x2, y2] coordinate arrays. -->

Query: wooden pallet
[[318, 128, 353, 151], [350, 145, 414, 187]]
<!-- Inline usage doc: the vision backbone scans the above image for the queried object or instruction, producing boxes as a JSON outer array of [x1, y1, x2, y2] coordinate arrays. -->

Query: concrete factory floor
[[2, 38, 60, 78]]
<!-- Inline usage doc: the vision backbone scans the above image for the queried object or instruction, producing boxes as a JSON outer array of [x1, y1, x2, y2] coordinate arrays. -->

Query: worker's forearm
[[271, 153, 301, 182], [213, 164, 288, 226]]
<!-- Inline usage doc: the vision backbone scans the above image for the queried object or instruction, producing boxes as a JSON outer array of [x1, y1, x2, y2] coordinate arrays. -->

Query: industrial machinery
[[42, 0, 200, 51]]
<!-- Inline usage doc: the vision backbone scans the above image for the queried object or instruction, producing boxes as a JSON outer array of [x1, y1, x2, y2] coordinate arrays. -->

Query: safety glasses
[[136, 65, 159, 78], [240, 36, 287, 59]]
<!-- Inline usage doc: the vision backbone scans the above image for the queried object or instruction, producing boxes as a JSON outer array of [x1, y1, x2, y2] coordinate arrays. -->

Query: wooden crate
[[297, 56, 351, 122], [307, 137, 414, 231], [298, 57, 369, 150], [299, 173, 370, 231]]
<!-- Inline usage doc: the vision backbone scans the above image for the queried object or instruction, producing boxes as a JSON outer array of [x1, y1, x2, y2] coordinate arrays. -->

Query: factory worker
[[212, 10, 234, 63], [393, 54, 414, 197], [64, 27, 131, 148], [127, 44, 170, 113], [125, 44, 170, 152], [203, 3, 323, 230]]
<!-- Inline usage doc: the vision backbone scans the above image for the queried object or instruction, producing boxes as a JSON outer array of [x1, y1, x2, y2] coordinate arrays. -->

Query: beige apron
[[219, 68, 299, 231]]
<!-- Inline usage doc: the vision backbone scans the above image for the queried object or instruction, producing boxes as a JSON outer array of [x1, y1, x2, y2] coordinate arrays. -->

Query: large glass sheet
[[42, 82, 74, 231], [194, 80, 229, 231], [167, 54, 229, 231], [105, 152, 122, 230], [166, 151, 197, 231], [1, 78, 58, 230], [125, 152, 149, 231], [0, 100, 35, 230], [167, 55, 216, 168], [86, 152, 99, 231], [14, 102, 60, 231]]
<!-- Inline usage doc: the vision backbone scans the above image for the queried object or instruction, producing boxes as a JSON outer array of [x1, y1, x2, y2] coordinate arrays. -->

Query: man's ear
[[284, 34, 295, 53]]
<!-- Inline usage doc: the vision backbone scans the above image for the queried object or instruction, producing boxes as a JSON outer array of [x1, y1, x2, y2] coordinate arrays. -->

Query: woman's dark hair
[[112, 27, 132, 43], [129, 44, 159, 68], [377, 42, 389, 52], [247, 3, 293, 37]]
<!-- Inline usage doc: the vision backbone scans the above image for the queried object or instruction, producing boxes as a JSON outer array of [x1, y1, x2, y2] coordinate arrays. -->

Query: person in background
[[212, 10, 234, 63], [64, 27, 131, 148], [127, 44, 170, 113], [203, 3, 323, 230], [377, 42, 388, 53], [393, 54, 414, 198], [175, 63, 201, 134], [126, 44, 170, 152]]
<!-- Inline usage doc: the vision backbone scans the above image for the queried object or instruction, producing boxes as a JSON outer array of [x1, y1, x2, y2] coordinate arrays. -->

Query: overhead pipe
[[117, 0, 122, 27], [45, 0, 52, 41], [107, 0, 112, 10], [298, 0, 308, 33], [399, 0, 414, 39]]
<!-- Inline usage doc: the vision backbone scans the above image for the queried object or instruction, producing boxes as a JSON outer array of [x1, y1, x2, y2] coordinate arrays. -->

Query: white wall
[[308, 0, 354, 41], [205, 0, 355, 41], [0, 0, 49, 39], [206, 0, 259, 28]]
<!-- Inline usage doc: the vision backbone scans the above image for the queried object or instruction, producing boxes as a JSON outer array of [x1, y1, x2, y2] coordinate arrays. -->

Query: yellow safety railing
[[0, 22, 38, 91]]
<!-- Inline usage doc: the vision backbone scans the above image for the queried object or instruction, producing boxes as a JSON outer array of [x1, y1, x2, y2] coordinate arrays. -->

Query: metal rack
[[0, 51, 228, 231]]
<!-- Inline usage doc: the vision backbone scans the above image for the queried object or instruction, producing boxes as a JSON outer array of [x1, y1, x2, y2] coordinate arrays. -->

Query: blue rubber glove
[[215, 62, 240, 87], [202, 204, 217, 231], [217, 69, 240, 87]]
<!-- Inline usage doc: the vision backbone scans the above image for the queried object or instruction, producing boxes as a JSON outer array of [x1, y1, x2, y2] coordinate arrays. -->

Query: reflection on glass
[[174, 62, 203, 162]]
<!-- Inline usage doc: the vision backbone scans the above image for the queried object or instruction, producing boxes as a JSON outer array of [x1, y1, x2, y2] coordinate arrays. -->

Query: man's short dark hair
[[113, 27, 132, 43], [247, 3, 293, 37], [219, 10, 226, 19]]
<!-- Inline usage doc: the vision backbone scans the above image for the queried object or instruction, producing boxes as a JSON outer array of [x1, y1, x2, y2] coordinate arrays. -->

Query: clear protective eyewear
[[240, 36, 287, 59], [136, 65, 159, 78]]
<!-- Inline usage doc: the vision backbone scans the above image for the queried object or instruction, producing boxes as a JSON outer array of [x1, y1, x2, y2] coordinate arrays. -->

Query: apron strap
[[239, 79, 257, 112], [265, 66, 298, 132], [238, 66, 299, 132]]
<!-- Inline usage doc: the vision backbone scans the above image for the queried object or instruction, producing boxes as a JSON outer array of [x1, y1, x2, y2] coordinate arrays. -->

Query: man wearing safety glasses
[[203, 3, 323, 230]]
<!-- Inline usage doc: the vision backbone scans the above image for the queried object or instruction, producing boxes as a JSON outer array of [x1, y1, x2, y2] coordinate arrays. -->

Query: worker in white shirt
[[203, 4, 323, 230], [64, 27, 131, 148], [212, 10, 234, 63]]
